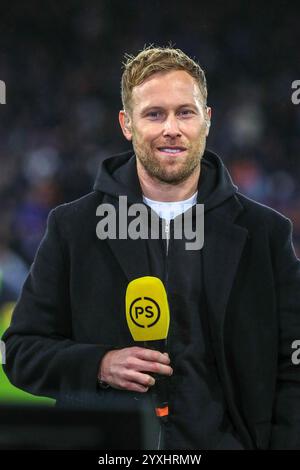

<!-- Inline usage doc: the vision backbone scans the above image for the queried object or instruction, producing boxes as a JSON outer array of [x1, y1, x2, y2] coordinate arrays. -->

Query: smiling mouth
[[157, 147, 187, 155]]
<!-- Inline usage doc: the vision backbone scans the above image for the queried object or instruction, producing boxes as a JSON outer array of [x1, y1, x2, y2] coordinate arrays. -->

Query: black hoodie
[[93, 149, 244, 449], [93, 148, 238, 211]]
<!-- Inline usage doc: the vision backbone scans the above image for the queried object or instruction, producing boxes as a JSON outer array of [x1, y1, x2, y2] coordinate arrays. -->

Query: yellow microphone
[[125, 276, 170, 419], [125, 276, 170, 342]]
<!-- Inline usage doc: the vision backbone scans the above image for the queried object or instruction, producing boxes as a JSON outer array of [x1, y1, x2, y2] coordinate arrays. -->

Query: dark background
[[0, 0, 299, 300]]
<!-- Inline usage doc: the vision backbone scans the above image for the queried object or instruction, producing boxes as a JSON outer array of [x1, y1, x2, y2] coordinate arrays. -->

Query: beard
[[131, 130, 207, 185]]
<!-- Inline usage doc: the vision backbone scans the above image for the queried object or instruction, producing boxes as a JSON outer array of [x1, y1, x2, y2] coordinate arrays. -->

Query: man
[[3, 46, 300, 450]]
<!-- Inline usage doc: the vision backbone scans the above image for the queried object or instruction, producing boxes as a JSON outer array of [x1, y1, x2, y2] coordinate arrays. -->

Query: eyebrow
[[140, 103, 199, 114]]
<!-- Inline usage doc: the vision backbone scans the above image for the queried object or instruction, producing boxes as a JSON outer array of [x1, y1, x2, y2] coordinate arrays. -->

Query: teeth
[[160, 148, 182, 153]]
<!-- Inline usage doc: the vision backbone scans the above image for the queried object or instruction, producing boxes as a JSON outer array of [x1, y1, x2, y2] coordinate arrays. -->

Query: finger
[[134, 348, 171, 365], [123, 370, 156, 388], [151, 362, 173, 376], [127, 357, 173, 376], [114, 380, 150, 393], [125, 382, 150, 393]]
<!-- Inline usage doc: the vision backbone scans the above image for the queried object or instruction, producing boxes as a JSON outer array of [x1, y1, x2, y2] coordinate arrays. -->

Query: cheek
[[187, 123, 207, 141], [134, 126, 161, 144]]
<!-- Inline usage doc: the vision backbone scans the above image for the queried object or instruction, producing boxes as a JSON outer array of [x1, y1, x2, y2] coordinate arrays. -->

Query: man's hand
[[98, 347, 173, 393]]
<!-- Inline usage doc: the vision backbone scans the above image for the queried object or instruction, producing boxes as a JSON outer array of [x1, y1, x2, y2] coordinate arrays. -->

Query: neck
[[136, 160, 200, 202]]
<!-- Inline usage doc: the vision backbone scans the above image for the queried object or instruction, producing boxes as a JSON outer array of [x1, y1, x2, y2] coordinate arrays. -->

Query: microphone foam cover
[[125, 276, 170, 342]]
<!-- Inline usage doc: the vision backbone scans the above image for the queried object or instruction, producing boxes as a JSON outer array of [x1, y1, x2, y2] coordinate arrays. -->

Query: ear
[[119, 110, 133, 141], [205, 106, 212, 136]]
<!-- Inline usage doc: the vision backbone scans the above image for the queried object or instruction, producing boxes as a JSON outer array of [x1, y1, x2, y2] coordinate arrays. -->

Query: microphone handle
[[143, 339, 166, 353], [143, 339, 169, 421], [151, 374, 169, 421]]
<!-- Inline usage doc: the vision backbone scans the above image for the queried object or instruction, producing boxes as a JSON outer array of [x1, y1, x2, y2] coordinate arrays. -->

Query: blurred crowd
[[0, 0, 299, 302]]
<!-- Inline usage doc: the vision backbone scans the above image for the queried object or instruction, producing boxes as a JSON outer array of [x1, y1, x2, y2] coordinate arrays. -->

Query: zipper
[[165, 219, 170, 255], [164, 218, 170, 323], [157, 218, 172, 450]]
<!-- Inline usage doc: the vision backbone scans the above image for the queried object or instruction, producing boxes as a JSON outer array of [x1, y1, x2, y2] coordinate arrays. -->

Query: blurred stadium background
[[0, 0, 299, 402]]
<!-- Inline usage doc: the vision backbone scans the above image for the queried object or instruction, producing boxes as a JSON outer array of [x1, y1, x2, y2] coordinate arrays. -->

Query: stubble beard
[[132, 134, 207, 185]]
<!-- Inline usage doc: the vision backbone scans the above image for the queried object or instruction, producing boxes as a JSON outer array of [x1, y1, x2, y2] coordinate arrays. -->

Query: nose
[[162, 114, 182, 138]]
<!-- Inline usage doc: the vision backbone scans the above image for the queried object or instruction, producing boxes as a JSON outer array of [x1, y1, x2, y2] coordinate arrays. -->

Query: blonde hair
[[121, 45, 207, 113]]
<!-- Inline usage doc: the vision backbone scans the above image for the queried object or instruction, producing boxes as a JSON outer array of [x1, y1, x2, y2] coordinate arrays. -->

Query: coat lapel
[[106, 236, 151, 282], [95, 154, 151, 282], [100, 193, 151, 282], [203, 198, 248, 343], [203, 196, 253, 447]]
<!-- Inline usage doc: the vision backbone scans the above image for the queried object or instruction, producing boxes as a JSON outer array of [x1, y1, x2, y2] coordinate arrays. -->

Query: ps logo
[[129, 297, 160, 328]]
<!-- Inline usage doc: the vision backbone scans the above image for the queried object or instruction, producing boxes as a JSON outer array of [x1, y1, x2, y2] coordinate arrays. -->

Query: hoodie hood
[[93, 149, 238, 213]]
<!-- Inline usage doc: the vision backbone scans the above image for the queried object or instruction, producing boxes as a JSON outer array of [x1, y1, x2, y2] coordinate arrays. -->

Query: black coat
[[3, 151, 300, 449]]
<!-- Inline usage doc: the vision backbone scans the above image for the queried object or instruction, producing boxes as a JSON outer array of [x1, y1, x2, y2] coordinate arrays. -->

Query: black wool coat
[[3, 151, 300, 449]]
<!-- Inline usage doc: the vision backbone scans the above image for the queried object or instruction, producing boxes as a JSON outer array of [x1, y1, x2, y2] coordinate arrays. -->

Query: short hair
[[121, 45, 208, 114]]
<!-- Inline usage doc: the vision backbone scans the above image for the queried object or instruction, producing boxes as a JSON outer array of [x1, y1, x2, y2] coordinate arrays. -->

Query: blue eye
[[147, 111, 161, 119], [145, 109, 195, 120], [180, 110, 193, 116]]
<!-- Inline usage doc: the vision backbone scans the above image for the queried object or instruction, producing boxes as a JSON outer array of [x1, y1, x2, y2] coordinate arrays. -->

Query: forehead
[[131, 70, 202, 110]]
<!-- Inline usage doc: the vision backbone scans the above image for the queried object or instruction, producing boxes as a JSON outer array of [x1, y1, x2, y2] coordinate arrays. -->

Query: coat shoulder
[[54, 191, 103, 215], [236, 192, 292, 231], [48, 191, 104, 238]]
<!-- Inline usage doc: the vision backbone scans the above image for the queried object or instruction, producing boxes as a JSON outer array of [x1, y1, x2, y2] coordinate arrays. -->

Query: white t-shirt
[[143, 191, 198, 222]]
